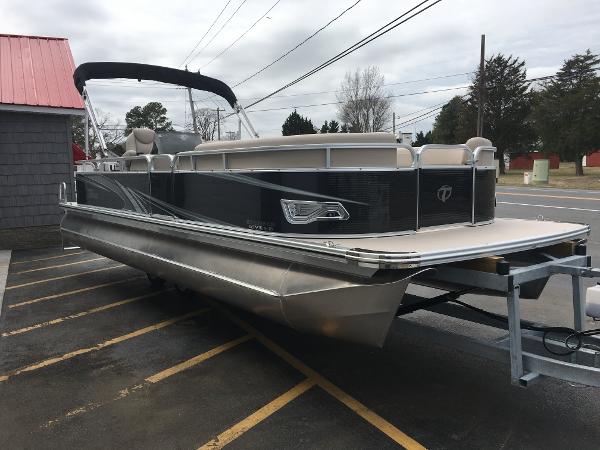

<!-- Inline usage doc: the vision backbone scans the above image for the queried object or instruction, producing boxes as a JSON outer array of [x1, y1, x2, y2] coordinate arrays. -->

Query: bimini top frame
[[73, 62, 259, 138]]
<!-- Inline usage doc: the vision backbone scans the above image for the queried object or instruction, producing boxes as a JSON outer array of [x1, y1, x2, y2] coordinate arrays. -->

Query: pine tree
[[469, 54, 536, 174], [413, 130, 432, 146], [282, 110, 317, 136], [533, 50, 600, 175]]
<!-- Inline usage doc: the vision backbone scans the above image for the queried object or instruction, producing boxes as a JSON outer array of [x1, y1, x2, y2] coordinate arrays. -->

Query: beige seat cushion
[[397, 148, 413, 167], [125, 128, 156, 155], [128, 158, 149, 172], [192, 132, 397, 153], [151, 155, 172, 171], [186, 133, 415, 169], [465, 137, 495, 166], [419, 146, 470, 165]]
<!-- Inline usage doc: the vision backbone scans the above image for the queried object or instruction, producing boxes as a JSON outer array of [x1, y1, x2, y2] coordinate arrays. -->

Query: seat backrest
[[465, 137, 495, 166], [125, 128, 155, 155], [128, 158, 149, 172], [419, 146, 470, 165]]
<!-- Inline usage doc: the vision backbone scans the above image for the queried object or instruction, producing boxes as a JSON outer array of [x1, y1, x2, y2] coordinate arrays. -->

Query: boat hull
[[61, 207, 416, 347]]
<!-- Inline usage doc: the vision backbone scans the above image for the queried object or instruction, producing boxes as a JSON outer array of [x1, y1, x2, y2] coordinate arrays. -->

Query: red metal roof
[[0, 34, 84, 110]]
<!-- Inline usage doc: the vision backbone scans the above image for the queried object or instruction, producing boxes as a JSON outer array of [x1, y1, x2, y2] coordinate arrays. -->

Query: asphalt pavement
[[0, 185, 599, 449]]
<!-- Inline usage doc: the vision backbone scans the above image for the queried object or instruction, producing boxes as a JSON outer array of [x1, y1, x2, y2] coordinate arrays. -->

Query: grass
[[498, 162, 600, 190]]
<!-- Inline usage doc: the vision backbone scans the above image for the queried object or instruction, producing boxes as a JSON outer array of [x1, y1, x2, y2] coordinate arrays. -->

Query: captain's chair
[[123, 128, 155, 171]]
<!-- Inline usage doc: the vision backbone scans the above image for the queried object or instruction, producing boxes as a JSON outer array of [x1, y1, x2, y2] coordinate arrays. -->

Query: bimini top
[[73, 62, 238, 108]]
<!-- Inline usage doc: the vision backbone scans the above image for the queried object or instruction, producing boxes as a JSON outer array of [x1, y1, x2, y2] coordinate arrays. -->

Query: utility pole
[[392, 112, 396, 136], [238, 117, 242, 140], [84, 93, 89, 157], [187, 88, 198, 134], [217, 108, 221, 140], [185, 66, 199, 134], [476, 34, 486, 137]]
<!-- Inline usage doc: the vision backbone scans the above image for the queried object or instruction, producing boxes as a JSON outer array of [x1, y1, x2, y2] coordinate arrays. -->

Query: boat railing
[[79, 143, 496, 173], [174, 142, 416, 172]]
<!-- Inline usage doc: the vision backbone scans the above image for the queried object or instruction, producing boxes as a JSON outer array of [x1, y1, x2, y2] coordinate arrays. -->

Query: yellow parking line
[[209, 300, 426, 450], [12, 257, 106, 275], [5, 264, 126, 291], [2, 289, 173, 337], [146, 334, 253, 383], [43, 334, 251, 429], [8, 276, 145, 309], [0, 308, 209, 383], [198, 378, 316, 450], [11, 251, 88, 265], [497, 192, 600, 201]]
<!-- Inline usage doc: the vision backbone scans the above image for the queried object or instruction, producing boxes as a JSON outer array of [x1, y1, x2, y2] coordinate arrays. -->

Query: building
[[584, 150, 600, 167], [0, 34, 84, 249], [508, 152, 560, 170]]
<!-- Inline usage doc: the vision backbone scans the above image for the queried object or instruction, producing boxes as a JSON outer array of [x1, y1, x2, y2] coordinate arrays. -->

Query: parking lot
[[1, 185, 600, 449]]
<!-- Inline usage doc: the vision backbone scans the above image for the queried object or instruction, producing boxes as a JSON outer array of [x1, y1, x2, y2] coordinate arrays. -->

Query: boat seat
[[151, 155, 172, 171], [184, 132, 414, 169], [124, 128, 155, 172], [128, 158, 149, 172], [125, 128, 155, 154], [465, 137, 495, 166], [397, 148, 413, 167], [192, 132, 397, 152], [419, 146, 470, 166]]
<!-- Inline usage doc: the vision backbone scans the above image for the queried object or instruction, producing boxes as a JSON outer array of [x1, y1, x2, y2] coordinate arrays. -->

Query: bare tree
[[72, 110, 125, 158], [337, 66, 391, 132], [188, 108, 220, 141]]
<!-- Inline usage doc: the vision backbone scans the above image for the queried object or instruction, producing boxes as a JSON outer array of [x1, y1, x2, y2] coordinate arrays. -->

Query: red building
[[509, 152, 560, 170], [585, 150, 600, 167]]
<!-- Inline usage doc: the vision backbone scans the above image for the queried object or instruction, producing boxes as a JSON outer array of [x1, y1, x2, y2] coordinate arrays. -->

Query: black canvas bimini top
[[73, 62, 238, 108]]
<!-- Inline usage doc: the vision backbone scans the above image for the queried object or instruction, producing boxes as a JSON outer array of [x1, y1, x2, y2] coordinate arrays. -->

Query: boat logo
[[437, 185, 453, 203]]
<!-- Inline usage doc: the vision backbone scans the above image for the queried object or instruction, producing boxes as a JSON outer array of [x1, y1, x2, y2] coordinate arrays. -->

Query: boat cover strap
[[73, 62, 238, 108]]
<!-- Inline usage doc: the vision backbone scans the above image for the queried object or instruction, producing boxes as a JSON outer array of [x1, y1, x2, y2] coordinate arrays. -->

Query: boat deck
[[301, 218, 590, 267]]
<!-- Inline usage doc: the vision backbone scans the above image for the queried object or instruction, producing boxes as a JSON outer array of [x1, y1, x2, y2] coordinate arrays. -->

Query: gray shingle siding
[[0, 110, 74, 230]]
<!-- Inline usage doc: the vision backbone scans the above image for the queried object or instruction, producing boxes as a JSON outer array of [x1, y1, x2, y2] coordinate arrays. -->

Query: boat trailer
[[396, 248, 600, 387]]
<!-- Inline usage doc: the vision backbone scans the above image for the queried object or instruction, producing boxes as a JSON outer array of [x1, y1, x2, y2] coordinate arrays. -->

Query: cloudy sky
[[5, 0, 600, 138]]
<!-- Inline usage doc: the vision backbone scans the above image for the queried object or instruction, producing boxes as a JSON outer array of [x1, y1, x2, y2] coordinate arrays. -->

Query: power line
[[200, 0, 283, 70], [388, 72, 598, 130], [178, 0, 233, 68], [232, 0, 363, 88], [244, 0, 444, 110], [236, 71, 472, 101], [389, 73, 571, 129], [187, 0, 249, 67], [196, 0, 363, 107], [382, 100, 455, 131], [238, 85, 469, 114]]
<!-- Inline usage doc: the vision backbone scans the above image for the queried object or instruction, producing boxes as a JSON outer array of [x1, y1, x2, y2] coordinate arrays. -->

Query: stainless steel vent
[[281, 199, 349, 225]]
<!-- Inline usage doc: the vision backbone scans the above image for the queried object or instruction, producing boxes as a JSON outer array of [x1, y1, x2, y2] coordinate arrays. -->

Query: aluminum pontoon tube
[[61, 208, 419, 347]]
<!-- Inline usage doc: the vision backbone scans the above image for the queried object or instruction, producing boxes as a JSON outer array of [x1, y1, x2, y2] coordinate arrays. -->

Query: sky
[[4, 0, 600, 138]]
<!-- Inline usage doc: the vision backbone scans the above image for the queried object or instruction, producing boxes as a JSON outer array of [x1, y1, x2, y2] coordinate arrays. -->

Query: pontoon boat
[[60, 63, 590, 347]]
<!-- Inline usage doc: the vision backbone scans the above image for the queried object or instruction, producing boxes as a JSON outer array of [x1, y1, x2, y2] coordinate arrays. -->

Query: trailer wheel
[[147, 274, 165, 288]]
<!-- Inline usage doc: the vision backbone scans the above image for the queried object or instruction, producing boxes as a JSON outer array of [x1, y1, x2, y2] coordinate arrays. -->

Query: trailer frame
[[399, 252, 600, 387]]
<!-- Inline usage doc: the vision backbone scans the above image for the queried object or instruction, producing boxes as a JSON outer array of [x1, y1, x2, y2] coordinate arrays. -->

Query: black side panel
[[149, 173, 173, 215], [474, 169, 496, 222], [75, 168, 495, 234], [76, 173, 152, 214], [418, 168, 473, 227], [172, 171, 418, 234]]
